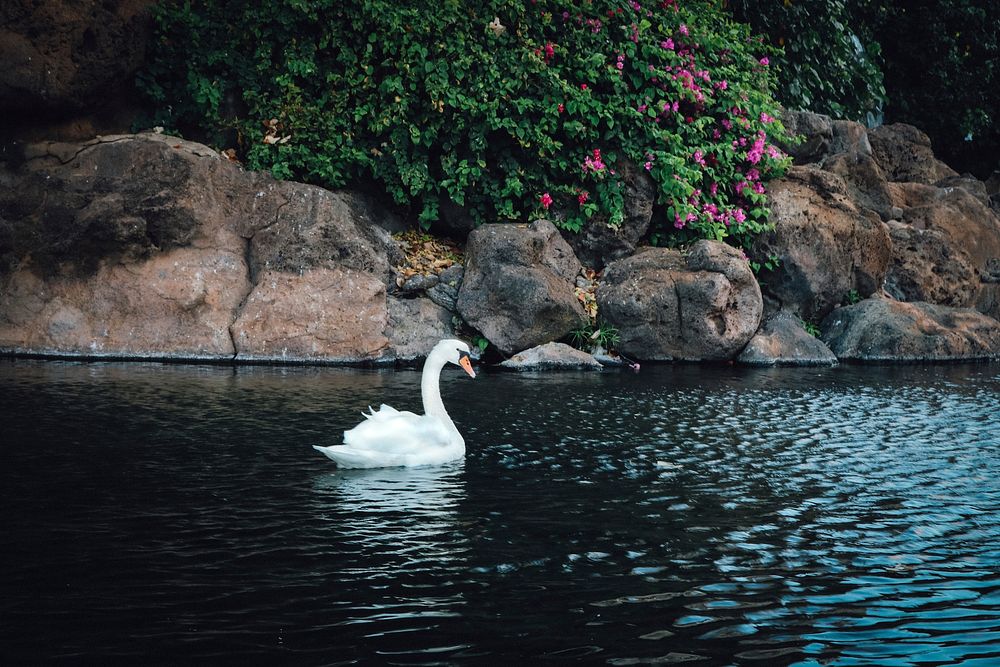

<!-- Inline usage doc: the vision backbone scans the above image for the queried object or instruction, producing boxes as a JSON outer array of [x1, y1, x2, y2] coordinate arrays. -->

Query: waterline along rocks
[[2, 111, 1000, 366]]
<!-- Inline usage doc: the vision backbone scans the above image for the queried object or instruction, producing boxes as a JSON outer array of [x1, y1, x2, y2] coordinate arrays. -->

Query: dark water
[[1, 359, 999, 665]]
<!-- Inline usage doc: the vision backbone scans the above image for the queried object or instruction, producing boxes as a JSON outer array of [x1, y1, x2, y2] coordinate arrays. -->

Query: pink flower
[[733, 208, 747, 223], [644, 161, 653, 171], [582, 149, 606, 174], [557, 103, 564, 113], [759, 57, 769, 66], [578, 191, 589, 205], [580, 83, 588, 90], [540, 193, 553, 209], [679, 24, 689, 36], [661, 38, 674, 50], [759, 112, 775, 124]]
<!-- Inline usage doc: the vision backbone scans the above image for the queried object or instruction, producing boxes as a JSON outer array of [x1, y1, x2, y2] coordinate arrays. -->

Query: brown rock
[[822, 151, 894, 220], [0, 133, 407, 364], [885, 222, 979, 308], [232, 269, 388, 362], [0, 248, 248, 358], [755, 166, 892, 321]]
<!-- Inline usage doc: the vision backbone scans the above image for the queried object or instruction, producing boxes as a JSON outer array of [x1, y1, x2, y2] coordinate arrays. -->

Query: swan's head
[[432, 339, 476, 378]]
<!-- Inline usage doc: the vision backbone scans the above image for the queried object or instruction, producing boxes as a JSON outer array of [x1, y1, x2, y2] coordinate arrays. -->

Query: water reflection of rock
[[312, 463, 469, 573]]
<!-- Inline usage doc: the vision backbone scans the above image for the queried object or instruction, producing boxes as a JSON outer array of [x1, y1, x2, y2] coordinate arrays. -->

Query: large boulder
[[0, 247, 247, 358], [821, 297, 1000, 362], [457, 219, 587, 355], [869, 124, 959, 184], [597, 240, 762, 361], [0, 133, 411, 363], [0, 135, 252, 358], [737, 310, 838, 366], [755, 166, 892, 321]]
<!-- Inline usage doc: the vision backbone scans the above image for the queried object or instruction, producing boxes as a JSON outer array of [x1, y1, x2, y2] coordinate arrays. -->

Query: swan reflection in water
[[312, 462, 469, 571]]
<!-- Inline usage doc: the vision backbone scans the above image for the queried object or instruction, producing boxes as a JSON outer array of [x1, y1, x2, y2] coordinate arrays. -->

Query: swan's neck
[[421, 355, 454, 428]]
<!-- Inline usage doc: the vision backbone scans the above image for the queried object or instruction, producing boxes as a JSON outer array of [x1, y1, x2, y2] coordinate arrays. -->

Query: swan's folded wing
[[343, 413, 452, 454]]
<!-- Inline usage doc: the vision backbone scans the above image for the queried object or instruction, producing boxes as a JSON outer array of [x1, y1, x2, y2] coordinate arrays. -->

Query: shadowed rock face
[[457, 219, 587, 355], [597, 241, 762, 361], [563, 160, 656, 271], [821, 298, 1000, 362], [869, 124, 958, 185], [1, 0, 155, 143]]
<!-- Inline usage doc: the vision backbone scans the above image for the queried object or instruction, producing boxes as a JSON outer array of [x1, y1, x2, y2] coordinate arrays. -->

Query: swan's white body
[[313, 339, 476, 468]]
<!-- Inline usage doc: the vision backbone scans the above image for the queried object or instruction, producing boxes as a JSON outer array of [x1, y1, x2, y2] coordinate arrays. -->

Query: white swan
[[313, 339, 477, 468]]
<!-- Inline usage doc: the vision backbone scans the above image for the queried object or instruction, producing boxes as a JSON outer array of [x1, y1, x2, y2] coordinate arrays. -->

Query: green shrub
[[140, 0, 790, 251], [725, 0, 887, 125]]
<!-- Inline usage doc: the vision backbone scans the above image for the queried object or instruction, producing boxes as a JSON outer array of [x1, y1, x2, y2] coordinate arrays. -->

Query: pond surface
[[1, 359, 999, 665]]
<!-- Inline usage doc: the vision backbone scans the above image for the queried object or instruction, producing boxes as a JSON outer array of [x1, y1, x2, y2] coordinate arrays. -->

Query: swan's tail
[[312, 444, 387, 469]]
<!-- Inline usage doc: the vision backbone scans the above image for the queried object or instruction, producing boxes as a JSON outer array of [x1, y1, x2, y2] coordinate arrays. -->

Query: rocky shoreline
[[2, 114, 999, 370]]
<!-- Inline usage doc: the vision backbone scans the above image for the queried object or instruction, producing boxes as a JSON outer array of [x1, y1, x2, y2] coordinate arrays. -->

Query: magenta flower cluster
[[531, 0, 788, 248]]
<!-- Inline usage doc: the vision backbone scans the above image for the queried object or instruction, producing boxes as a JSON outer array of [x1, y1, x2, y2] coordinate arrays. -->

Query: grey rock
[[597, 241, 762, 361], [869, 123, 959, 184], [775, 109, 833, 164], [821, 297, 1000, 362], [457, 219, 587, 355], [499, 342, 602, 371], [386, 296, 455, 362], [737, 310, 837, 366]]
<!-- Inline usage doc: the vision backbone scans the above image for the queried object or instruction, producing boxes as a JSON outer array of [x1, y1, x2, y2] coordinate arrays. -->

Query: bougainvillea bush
[[140, 0, 790, 252]]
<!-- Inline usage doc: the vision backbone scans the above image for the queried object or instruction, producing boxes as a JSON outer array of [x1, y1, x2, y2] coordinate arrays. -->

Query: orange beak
[[459, 354, 476, 378]]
